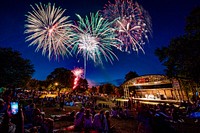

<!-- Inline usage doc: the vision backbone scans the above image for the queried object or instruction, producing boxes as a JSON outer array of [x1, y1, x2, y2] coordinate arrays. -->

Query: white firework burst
[[24, 3, 74, 59]]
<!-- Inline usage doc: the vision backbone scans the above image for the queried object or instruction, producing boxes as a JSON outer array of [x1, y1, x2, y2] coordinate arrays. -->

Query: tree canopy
[[99, 83, 116, 95], [185, 6, 200, 36], [155, 6, 200, 84], [124, 71, 139, 82], [0, 47, 35, 89], [46, 67, 74, 90], [75, 78, 88, 92]]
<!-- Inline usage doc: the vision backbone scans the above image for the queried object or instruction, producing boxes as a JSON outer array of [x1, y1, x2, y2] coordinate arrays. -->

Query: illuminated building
[[121, 74, 187, 104]]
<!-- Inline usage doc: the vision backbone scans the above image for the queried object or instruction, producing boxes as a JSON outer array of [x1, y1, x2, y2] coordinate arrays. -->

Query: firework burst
[[24, 3, 74, 59], [71, 12, 121, 78], [102, 0, 152, 53], [72, 68, 83, 89]]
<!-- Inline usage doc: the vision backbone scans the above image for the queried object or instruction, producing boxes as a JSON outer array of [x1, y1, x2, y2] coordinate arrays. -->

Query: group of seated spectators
[[0, 90, 114, 133], [2, 89, 200, 133], [73, 107, 111, 133], [110, 106, 131, 119], [0, 90, 55, 133], [23, 102, 55, 133], [135, 99, 200, 133]]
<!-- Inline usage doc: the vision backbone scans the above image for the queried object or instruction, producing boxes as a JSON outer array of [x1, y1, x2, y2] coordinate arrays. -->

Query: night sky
[[0, 0, 200, 86]]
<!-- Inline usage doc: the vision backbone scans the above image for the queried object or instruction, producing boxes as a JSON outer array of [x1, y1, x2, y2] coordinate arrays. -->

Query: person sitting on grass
[[41, 118, 54, 133], [0, 111, 16, 133], [118, 107, 125, 119], [67, 110, 75, 122], [31, 108, 46, 128], [124, 107, 131, 119], [84, 109, 93, 132], [110, 107, 118, 118], [74, 107, 85, 131], [93, 110, 105, 132]]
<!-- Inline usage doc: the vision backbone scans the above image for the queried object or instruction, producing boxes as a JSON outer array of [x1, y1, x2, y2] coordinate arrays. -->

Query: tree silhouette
[[75, 78, 88, 92], [125, 71, 139, 82], [0, 47, 35, 89], [155, 6, 200, 84], [46, 67, 74, 92], [155, 6, 200, 97]]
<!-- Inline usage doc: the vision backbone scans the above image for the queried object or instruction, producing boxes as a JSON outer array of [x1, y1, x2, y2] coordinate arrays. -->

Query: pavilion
[[120, 74, 188, 105]]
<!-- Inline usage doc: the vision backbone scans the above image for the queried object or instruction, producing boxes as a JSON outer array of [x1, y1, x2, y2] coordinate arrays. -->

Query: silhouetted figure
[[15, 107, 24, 133], [0, 111, 16, 133]]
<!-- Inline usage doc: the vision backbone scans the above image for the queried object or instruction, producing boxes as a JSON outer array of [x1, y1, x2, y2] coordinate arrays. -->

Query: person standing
[[15, 106, 24, 133], [59, 97, 65, 110]]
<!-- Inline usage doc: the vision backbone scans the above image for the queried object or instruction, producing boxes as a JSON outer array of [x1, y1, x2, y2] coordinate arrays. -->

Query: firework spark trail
[[24, 3, 75, 59], [70, 12, 121, 78], [102, 0, 152, 53], [72, 68, 83, 89]]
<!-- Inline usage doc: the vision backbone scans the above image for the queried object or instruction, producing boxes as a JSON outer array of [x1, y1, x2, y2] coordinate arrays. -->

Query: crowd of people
[[135, 99, 200, 133], [1, 89, 200, 133], [0, 90, 116, 133], [72, 107, 111, 132]]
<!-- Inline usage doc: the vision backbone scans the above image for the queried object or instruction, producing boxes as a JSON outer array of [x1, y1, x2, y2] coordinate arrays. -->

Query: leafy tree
[[0, 47, 35, 89], [117, 86, 124, 97], [46, 67, 74, 92], [155, 6, 200, 96], [25, 79, 49, 91], [25, 78, 40, 90], [75, 78, 88, 92], [90, 86, 97, 94], [155, 6, 200, 84], [101, 83, 115, 95], [185, 6, 200, 36], [98, 85, 103, 94], [125, 71, 139, 82], [38, 80, 49, 91]]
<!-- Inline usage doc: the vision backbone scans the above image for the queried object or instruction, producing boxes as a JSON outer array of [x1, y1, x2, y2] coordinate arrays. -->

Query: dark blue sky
[[0, 0, 200, 86]]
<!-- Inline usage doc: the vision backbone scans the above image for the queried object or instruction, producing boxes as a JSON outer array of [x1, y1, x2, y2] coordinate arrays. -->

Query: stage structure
[[122, 75, 188, 104]]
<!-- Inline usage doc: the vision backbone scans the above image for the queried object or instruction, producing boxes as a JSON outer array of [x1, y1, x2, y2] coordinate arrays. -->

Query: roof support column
[[124, 85, 129, 98]]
